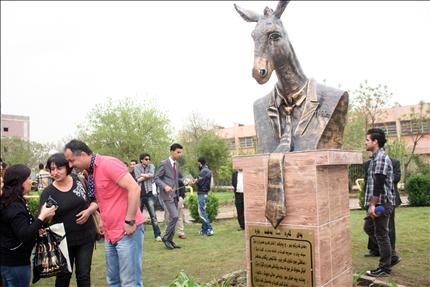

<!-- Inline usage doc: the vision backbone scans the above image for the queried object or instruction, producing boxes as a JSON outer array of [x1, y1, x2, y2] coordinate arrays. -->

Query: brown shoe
[[178, 234, 186, 239]]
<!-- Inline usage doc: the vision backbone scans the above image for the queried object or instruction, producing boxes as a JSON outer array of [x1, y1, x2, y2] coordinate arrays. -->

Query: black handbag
[[32, 227, 70, 283]]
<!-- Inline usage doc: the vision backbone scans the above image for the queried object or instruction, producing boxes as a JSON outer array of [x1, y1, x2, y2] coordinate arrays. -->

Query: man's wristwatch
[[125, 219, 136, 226]]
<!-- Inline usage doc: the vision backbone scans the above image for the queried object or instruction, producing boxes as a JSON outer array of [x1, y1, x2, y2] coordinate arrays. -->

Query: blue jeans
[[0, 265, 31, 287], [198, 193, 212, 233], [104, 224, 144, 287], [140, 195, 161, 238]]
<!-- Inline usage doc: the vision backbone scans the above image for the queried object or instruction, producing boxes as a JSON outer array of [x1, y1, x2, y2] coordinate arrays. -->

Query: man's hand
[[124, 222, 137, 236], [76, 209, 91, 224], [164, 185, 173, 192], [368, 204, 377, 218]]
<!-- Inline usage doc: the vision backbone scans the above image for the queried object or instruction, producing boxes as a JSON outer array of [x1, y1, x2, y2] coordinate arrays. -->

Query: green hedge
[[406, 173, 430, 206], [186, 193, 219, 223], [27, 196, 40, 218]]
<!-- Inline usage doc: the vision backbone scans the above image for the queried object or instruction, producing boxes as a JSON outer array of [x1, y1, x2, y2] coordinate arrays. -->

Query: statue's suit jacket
[[154, 158, 180, 201], [253, 79, 349, 153]]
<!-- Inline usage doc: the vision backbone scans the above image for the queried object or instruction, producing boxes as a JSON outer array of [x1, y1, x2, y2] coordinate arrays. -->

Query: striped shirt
[[364, 148, 395, 207]]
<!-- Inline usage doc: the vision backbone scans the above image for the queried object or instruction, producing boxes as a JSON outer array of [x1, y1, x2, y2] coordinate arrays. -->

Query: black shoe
[[162, 237, 174, 250], [391, 256, 401, 267], [364, 250, 380, 257], [170, 241, 181, 249], [366, 267, 391, 277]]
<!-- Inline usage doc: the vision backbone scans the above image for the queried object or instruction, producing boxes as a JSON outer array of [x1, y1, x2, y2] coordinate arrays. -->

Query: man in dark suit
[[154, 143, 183, 250], [364, 158, 401, 266], [232, 169, 245, 230]]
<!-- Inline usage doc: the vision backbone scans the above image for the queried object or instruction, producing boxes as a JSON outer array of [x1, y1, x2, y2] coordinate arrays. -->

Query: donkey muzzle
[[252, 57, 273, 84]]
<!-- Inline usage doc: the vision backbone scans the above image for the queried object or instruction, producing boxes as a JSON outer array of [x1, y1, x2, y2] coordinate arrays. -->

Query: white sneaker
[[155, 236, 162, 242]]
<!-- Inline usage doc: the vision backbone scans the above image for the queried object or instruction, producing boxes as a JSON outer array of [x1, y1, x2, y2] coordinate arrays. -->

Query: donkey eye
[[269, 32, 281, 41]]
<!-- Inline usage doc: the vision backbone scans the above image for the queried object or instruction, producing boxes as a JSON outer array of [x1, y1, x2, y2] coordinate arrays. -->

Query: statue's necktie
[[265, 153, 287, 229], [278, 106, 294, 152]]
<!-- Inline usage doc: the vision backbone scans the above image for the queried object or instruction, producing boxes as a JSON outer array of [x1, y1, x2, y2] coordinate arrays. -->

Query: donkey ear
[[234, 3, 260, 23], [274, 0, 290, 19]]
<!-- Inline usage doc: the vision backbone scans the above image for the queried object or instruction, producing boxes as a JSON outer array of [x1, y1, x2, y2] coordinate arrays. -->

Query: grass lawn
[[210, 191, 235, 206], [36, 207, 429, 287]]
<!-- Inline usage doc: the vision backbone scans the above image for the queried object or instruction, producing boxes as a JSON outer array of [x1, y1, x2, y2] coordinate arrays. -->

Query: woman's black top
[[40, 176, 96, 247], [0, 199, 43, 266]]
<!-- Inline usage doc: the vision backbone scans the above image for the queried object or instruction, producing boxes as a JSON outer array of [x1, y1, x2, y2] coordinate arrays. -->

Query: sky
[[2, 1, 430, 144]]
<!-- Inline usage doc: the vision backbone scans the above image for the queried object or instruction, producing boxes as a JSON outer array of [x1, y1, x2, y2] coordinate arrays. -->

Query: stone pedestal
[[233, 150, 362, 287]]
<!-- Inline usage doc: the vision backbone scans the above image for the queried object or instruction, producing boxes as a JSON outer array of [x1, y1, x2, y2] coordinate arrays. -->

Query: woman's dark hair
[[47, 153, 73, 175], [1, 164, 31, 207]]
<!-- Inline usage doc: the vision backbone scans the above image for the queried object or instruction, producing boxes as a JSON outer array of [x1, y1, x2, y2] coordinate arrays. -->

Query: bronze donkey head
[[234, 1, 305, 87]]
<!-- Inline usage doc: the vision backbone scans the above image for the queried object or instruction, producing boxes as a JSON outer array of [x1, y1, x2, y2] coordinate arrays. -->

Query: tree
[[178, 112, 231, 185], [77, 98, 172, 165], [353, 80, 392, 129], [1, 137, 57, 170], [403, 101, 430, 178]]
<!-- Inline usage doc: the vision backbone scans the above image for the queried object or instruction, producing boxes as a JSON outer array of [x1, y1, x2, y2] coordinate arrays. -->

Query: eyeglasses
[[144, 158, 150, 161]]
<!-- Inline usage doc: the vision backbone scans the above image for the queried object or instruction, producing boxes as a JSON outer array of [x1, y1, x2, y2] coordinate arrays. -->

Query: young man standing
[[363, 128, 397, 277], [154, 143, 183, 250], [64, 140, 144, 286], [192, 157, 213, 236], [134, 153, 162, 242]]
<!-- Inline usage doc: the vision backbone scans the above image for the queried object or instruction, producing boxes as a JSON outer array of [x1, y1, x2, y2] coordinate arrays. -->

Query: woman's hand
[[75, 208, 91, 224], [38, 203, 56, 221]]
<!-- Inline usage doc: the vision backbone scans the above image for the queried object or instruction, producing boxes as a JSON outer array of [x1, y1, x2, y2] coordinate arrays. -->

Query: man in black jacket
[[192, 157, 213, 236]]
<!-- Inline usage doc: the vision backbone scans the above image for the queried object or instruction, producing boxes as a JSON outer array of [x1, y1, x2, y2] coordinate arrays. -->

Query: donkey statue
[[234, 0, 348, 154]]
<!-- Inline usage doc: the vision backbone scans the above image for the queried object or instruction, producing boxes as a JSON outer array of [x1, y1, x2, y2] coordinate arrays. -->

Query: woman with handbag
[[0, 164, 56, 287], [40, 153, 98, 287]]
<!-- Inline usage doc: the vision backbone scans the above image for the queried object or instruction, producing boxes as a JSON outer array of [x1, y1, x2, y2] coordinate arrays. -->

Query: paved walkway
[[143, 196, 409, 223]]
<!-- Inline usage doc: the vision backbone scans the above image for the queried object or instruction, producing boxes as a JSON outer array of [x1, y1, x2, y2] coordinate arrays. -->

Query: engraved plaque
[[249, 225, 315, 287]]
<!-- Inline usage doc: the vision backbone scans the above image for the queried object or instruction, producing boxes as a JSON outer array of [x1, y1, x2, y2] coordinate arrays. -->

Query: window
[[374, 122, 397, 137], [226, 138, 236, 149], [239, 137, 256, 148], [401, 120, 430, 135], [3, 127, 8, 132]]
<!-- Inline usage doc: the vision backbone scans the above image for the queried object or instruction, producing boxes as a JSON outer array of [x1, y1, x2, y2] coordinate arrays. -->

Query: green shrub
[[164, 271, 202, 287], [186, 193, 219, 223], [406, 173, 430, 206], [26, 196, 40, 218]]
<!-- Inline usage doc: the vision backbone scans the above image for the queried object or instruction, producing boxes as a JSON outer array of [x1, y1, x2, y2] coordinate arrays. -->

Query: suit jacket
[[154, 158, 180, 201], [253, 79, 348, 153]]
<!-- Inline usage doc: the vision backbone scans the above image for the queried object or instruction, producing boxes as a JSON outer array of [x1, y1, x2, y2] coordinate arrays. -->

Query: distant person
[[64, 140, 144, 286], [0, 164, 56, 287], [363, 128, 397, 277], [192, 157, 213, 236], [36, 163, 51, 191], [40, 153, 98, 287], [364, 158, 401, 265], [232, 169, 245, 230], [154, 143, 183, 249], [176, 178, 187, 239], [130, 159, 138, 181], [134, 153, 162, 242]]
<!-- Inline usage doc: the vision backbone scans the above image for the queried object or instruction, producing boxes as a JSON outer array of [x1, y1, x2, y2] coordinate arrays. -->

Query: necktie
[[173, 162, 177, 177], [87, 153, 97, 201]]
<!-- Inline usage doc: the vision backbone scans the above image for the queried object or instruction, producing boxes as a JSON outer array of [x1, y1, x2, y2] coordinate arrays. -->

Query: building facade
[[373, 103, 430, 163], [1, 114, 30, 141], [215, 123, 257, 155]]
